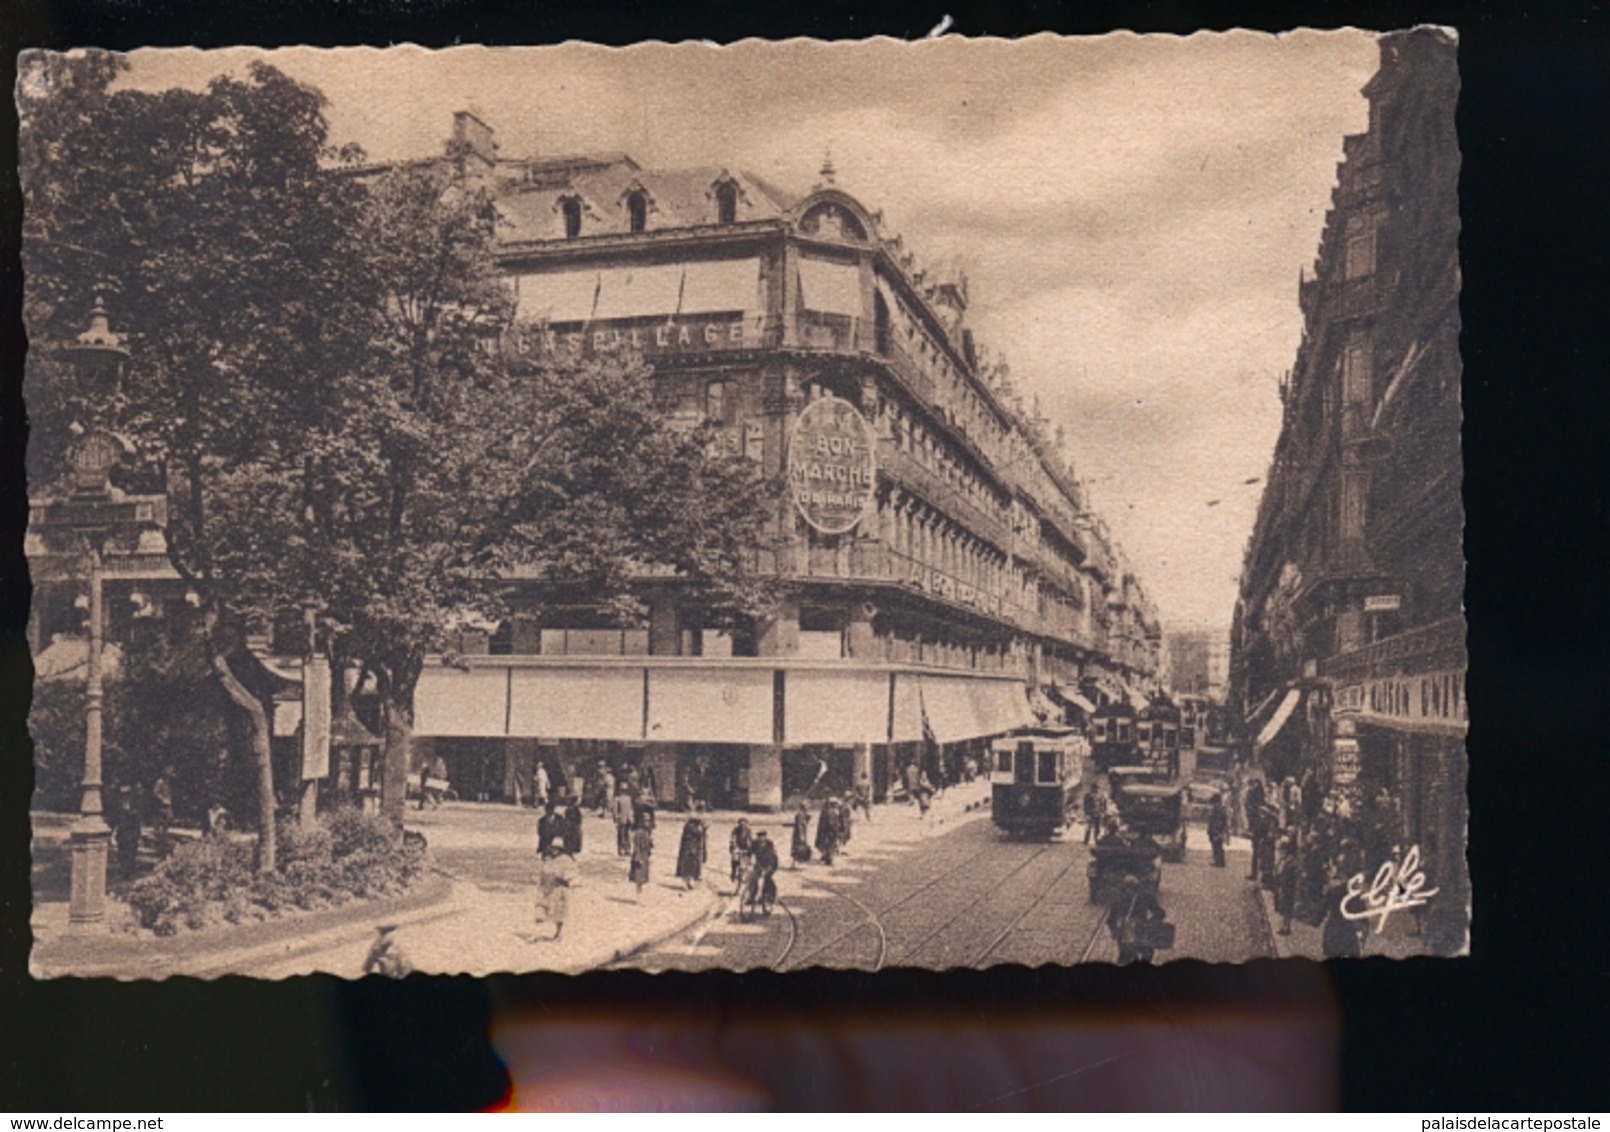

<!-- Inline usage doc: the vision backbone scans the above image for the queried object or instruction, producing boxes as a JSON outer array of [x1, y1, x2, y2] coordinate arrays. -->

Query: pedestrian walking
[[362, 923, 414, 977], [675, 815, 708, 890], [1253, 802, 1279, 885], [612, 785, 635, 857], [1227, 773, 1244, 837], [815, 797, 841, 865], [915, 770, 935, 820], [629, 814, 654, 899], [534, 760, 551, 809], [203, 801, 229, 840], [902, 760, 921, 805], [1273, 833, 1299, 935], [533, 806, 575, 942], [537, 801, 565, 858], [1242, 774, 1266, 850], [1321, 877, 1366, 957], [150, 768, 174, 856], [1297, 829, 1327, 926], [1082, 787, 1108, 845], [839, 791, 855, 849], [1207, 793, 1229, 868], [641, 761, 659, 806], [854, 772, 874, 823], [1106, 876, 1168, 965], [596, 763, 616, 817], [112, 783, 143, 880], [791, 802, 813, 868], [562, 796, 584, 856], [729, 818, 754, 891]]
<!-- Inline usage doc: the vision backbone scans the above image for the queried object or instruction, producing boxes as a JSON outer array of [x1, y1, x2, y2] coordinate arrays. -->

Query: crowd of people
[[1232, 764, 1407, 957]]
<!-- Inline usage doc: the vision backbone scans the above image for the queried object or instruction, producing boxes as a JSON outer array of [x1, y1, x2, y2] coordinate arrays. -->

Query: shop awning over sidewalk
[[415, 661, 1037, 748], [1255, 688, 1305, 751]]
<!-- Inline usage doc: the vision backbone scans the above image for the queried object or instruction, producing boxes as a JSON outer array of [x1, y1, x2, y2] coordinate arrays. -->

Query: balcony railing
[[876, 439, 1014, 551], [1321, 615, 1467, 682], [766, 539, 1099, 652]]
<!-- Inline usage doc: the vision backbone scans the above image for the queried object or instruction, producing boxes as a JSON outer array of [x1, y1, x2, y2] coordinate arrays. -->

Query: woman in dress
[[629, 813, 654, 899], [675, 815, 707, 890], [791, 802, 812, 869]]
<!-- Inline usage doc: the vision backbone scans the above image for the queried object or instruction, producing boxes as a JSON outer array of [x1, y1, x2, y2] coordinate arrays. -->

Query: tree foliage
[[22, 52, 776, 860]]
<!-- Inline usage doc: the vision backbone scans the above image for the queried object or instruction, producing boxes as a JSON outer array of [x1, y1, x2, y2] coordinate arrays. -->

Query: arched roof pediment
[[790, 188, 879, 243]]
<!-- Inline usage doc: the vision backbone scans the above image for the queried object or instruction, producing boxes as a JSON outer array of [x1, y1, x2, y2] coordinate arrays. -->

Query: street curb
[[602, 879, 727, 971], [31, 871, 455, 979], [1255, 885, 1296, 960]]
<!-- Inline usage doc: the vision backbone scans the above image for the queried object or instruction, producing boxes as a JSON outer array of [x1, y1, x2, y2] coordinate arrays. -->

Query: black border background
[[2, 0, 1606, 1112]]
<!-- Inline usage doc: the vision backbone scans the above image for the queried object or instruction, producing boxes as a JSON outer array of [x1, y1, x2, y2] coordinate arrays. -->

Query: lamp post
[[51, 297, 133, 930]]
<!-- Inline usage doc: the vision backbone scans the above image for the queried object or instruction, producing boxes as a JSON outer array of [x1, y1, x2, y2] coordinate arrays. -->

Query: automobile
[[1107, 766, 1188, 863]]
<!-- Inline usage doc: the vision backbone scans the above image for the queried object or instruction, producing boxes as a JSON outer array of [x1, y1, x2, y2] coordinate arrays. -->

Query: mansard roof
[[495, 158, 798, 243]]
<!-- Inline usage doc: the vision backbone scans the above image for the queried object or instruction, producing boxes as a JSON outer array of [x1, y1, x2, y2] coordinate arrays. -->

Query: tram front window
[[1036, 750, 1058, 784]]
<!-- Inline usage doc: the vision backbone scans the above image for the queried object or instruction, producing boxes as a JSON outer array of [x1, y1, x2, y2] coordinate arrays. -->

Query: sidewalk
[[30, 786, 992, 978], [1255, 878, 1432, 960]]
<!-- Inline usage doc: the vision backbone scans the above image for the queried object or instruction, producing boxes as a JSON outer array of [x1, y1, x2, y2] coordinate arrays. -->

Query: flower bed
[[126, 808, 429, 936]]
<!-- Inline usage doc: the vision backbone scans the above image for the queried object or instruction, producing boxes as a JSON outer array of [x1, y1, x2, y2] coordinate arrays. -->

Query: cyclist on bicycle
[[729, 818, 754, 893], [743, 829, 780, 918]]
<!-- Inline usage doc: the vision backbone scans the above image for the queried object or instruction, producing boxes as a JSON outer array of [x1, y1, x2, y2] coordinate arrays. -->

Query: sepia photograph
[[20, 28, 1466, 980]]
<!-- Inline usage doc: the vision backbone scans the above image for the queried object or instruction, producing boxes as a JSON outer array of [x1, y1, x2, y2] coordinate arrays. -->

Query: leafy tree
[[226, 160, 778, 824], [22, 54, 378, 870], [23, 54, 776, 860]]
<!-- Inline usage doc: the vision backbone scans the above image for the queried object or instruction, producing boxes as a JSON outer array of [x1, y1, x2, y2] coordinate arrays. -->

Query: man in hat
[[729, 817, 754, 893], [1207, 793, 1230, 868], [748, 828, 780, 916], [612, 783, 635, 857]]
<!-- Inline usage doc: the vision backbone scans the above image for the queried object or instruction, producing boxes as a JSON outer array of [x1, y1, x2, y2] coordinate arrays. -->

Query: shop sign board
[[788, 396, 876, 535], [505, 314, 753, 361], [1332, 737, 1361, 785], [1334, 668, 1466, 735], [1364, 594, 1402, 612]]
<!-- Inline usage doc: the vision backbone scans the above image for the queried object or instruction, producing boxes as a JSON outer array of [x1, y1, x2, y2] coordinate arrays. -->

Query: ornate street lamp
[[34, 295, 149, 930]]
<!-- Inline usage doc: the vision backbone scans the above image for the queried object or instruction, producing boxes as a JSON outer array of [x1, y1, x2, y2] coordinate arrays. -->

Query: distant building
[[1164, 627, 1229, 701], [1229, 29, 1465, 952]]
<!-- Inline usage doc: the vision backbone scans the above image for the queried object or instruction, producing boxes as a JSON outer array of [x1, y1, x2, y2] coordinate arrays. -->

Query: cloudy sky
[[124, 32, 1379, 630]]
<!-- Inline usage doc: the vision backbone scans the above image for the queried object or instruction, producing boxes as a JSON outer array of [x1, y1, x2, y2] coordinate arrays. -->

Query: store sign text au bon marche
[[788, 396, 876, 535]]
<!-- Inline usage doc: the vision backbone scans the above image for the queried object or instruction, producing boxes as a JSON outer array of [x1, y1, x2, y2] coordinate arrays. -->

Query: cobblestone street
[[624, 808, 1274, 972]]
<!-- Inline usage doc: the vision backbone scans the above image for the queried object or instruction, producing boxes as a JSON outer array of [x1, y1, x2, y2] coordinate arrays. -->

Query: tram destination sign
[[788, 395, 876, 535]]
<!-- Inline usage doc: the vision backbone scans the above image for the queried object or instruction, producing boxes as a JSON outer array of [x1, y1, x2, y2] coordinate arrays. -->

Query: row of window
[[558, 181, 740, 239]]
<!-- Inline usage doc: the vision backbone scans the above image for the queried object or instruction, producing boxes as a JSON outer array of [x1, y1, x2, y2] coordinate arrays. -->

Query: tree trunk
[[211, 651, 277, 873], [381, 693, 413, 829]]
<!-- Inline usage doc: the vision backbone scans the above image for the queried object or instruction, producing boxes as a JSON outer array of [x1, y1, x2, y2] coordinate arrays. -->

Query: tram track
[[894, 844, 1059, 966], [777, 843, 1013, 972], [969, 852, 1090, 967], [1076, 907, 1110, 964]]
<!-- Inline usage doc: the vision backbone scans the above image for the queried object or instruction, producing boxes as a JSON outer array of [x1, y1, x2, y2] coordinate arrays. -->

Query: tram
[[989, 726, 1083, 839], [1137, 700, 1182, 779], [1089, 700, 1138, 772]]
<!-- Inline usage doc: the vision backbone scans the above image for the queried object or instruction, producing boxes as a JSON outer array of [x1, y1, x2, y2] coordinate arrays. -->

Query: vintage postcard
[[21, 30, 1466, 978]]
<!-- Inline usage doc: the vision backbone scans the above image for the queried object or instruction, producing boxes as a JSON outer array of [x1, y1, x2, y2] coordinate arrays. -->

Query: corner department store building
[[396, 116, 1163, 810]]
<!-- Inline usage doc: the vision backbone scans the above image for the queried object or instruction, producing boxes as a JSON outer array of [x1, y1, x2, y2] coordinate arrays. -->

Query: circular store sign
[[788, 395, 876, 535]]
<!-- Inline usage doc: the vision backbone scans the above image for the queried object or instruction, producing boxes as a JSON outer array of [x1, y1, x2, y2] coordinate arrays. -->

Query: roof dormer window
[[715, 180, 738, 225], [626, 189, 648, 233], [560, 196, 583, 239]]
